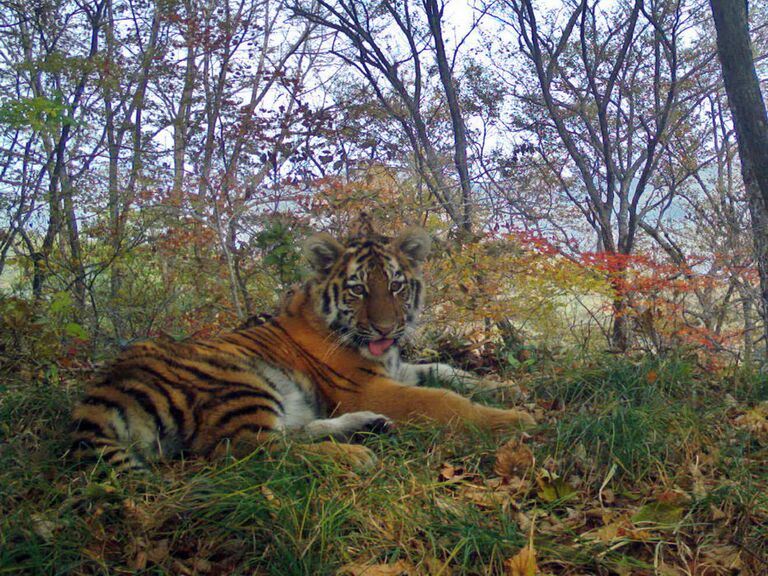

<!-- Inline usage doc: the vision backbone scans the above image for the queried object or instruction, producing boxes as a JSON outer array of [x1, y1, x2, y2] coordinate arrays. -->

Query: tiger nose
[[371, 321, 395, 337]]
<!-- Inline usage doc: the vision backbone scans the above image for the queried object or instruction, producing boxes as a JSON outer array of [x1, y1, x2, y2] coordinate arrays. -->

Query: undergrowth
[[1, 355, 766, 574]]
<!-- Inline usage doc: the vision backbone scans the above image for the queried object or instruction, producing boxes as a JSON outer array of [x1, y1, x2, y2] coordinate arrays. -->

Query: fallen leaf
[[505, 545, 537, 576], [506, 512, 538, 576], [129, 551, 148, 571], [261, 485, 281, 506], [494, 438, 535, 481], [146, 539, 170, 564], [535, 475, 577, 504], [462, 487, 511, 509], [438, 463, 473, 483], [339, 559, 415, 575], [587, 516, 653, 545], [631, 501, 684, 526], [689, 459, 707, 500], [30, 513, 57, 541], [698, 544, 743, 572]]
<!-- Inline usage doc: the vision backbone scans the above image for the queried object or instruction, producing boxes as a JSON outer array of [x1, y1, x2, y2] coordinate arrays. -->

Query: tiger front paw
[[301, 441, 379, 471], [483, 407, 536, 431]]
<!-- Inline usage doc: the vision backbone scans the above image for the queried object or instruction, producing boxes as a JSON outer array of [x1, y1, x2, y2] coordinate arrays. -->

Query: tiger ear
[[304, 233, 344, 274], [395, 227, 431, 266]]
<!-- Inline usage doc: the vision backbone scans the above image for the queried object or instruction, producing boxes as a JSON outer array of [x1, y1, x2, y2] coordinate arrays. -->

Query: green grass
[[1, 354, 767, 574]]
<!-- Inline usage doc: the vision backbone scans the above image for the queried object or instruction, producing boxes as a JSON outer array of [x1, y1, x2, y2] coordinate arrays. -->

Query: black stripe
[[256, 370, 289, 401], [270, 322, 360, 393], [117, 350, 219, 386], [153, 353, 221, 384], [123, 387, 166, 435], [140, 378, 187, 434], [195, 341, 230, 352], [124, 363, 194, 411], [232, 423, 276, 436], [411, 279, 421, 307], [233, 330, 272, 351], [72, 417, 110, 437], [198, 353, 250, 372], [106, 452, 129, 465], [143, 349, 262, 392], [96, 446, 125, 462], [216, 403, 280, 428], [70, 438, 114, 453], [82, 395, 129, 422], [237, 322, 290, 353], [322, 288, 331, 314], [202, 389, 283, 412], [357, 367, 382, 377]]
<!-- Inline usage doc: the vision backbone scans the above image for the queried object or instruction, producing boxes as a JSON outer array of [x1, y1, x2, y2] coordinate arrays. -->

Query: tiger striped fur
[[70, 226, 535, 472]]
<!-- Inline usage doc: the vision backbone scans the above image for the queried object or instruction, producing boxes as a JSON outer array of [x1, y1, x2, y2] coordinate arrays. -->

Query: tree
[[292, 0, 476, 234], [489, 0, 710, 350], [709, 0, 768, 361]]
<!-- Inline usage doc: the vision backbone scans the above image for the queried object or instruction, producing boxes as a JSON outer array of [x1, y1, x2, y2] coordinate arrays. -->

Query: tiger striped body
[[71, 227, 535, 471]]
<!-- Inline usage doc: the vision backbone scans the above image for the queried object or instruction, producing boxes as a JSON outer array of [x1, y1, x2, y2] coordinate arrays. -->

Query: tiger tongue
[[368, 338, 395, 356]]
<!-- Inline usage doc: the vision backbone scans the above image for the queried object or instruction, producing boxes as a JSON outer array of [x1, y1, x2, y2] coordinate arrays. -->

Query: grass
[[1, 354, 767, 574]]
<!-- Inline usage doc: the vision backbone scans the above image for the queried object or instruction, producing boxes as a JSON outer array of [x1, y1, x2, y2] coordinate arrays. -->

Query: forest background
[[2, 0, 768, 365], [1, 0, 768, 574]]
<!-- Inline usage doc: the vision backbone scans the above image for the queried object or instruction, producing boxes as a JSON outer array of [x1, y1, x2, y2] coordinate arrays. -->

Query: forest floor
[[1, 355, 767, 575]]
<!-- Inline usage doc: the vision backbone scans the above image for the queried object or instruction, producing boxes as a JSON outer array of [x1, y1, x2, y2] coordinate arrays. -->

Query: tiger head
[[304, 227, 432, 360]]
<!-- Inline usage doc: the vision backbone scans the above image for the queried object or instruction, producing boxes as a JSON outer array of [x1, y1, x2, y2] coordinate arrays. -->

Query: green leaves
[[0, 95, 74, 132]]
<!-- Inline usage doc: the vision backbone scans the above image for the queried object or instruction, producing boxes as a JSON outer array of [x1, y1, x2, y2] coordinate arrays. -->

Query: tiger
[[70, 225, 535, 472]]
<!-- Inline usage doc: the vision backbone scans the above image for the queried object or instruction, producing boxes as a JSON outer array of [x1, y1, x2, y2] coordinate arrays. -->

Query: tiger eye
[[389, 280, 404, 293], [349, 284, 366, 296]]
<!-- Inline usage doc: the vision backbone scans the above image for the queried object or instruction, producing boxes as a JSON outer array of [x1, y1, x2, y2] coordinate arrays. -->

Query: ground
[[1, 356, 767, 575]]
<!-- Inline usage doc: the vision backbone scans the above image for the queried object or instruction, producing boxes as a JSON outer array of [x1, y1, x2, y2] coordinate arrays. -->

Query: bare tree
[[154, 0, 318, 319], [101, 0, 164, 341], [0, 0, 108, 316], [293, 0, 476, 234], [491, 0, 710, 350], [710, 0, 768, 361]]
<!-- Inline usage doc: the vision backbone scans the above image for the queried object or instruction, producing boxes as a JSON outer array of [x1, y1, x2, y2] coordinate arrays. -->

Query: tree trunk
[[710, 0, 768, 209], [740, 284, 755, 366], [423, 0, 473, 235], [173, 0, 197, 198], [611, 278, 630, 352], [61, 171, 86, 320], [747, 186, 768, 361], [710, 0, 768, 362]]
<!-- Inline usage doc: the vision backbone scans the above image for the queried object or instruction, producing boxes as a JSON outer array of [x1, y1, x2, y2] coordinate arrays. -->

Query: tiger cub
[[71, 227, 535, 471]]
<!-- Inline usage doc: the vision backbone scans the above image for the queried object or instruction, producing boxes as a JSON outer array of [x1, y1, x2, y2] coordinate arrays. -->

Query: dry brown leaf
[[438, 462, 458, 481], [30, 513, 57, 541], [506, 508, 538, 576], [146, 539, 170, 564], [438, 462, 476, 483], [339, 559, 416, 576], [461, 487, 511, 509], [699, 544, 743, 572], [588, 516, 654, 545], [129, 550, 148, 571], [505, 545, 537, 576], [261, 485, 281, 506], [494, 438, 535, 481], [689, 459, 707, 500]]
